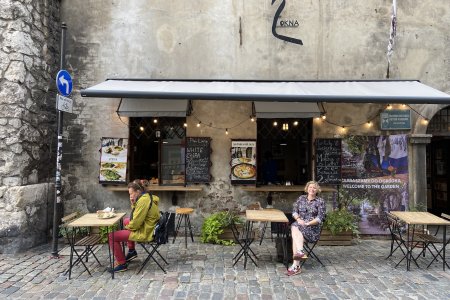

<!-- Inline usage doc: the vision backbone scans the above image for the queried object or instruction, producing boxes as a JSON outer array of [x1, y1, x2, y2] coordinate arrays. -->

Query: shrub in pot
[[200, 211, 243, 245]]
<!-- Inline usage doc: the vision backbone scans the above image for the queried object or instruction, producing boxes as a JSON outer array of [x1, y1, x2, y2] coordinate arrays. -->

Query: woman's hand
[[297, 219, 307, 226]]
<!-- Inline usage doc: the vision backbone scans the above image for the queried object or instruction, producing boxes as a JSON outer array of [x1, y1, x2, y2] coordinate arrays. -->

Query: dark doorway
[[257, 118, 312, 185]]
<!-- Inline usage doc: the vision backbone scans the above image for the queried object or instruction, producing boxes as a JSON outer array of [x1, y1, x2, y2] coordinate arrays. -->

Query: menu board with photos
[[185, 137, 211, 183], [99, 137, 128, 183], [315, 138, 341, 184], [231, 140, 257, 185]]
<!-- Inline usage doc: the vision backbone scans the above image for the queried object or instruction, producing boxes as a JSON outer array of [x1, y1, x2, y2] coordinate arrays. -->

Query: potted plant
[[320, 209, 359, 246], [200, 210, 244, 245]]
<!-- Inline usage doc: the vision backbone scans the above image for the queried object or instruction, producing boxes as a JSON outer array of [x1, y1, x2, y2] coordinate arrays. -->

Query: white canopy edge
[[81, 79, 450, 104], [117, 98, 189, 117], [254, 102, 321, 118]]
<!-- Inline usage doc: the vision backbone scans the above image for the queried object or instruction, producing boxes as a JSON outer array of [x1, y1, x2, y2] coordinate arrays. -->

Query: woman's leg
[[291, 226, 304, 253], [122, 218, 135, 250], [109, 229, 131, 265]]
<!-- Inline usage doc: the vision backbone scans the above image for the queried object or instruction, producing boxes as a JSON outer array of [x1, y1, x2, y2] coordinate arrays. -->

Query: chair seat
[[75, 235, 102, 246], [176, 207, 194, 214]]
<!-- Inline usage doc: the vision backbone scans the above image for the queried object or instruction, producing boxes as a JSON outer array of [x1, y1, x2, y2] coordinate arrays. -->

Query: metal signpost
[[52, 23, 72, 258]]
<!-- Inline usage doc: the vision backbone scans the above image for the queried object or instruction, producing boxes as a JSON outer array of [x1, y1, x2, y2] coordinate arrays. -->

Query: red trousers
[[108, 217, 135, 265]]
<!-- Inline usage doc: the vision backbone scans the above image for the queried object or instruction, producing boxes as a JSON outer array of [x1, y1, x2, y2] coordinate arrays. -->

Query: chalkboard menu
[[186, 137, 211, 183], [315, 138, 341, 184]]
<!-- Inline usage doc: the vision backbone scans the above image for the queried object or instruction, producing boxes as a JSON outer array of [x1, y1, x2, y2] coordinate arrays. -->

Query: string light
[[367, 121, 372, 127], [183, 123, 187, 127], [153, 118, 158, 123], [293, 121, 298, 126], [196, 121, 201, 127], [250, 116, 255, 122], [422, 118, 429, 125], [273, 121, 278, 126], [386, 104, 393, 110], [139, 126, 144, 132], [225, 128, 229, 135], [321, 114, 327, 120], [282, 123, 289, 131]]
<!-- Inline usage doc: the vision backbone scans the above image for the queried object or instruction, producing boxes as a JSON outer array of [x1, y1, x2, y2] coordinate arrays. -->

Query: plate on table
[[232, 163, 256, 179], [97, 213, 116, 219]]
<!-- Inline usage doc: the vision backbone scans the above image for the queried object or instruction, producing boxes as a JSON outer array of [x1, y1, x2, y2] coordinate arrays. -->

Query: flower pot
[[318, 229, 353, 246]]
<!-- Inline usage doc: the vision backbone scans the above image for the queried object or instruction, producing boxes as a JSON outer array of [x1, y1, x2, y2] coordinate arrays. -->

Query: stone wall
[[0, 0, 60, 253]]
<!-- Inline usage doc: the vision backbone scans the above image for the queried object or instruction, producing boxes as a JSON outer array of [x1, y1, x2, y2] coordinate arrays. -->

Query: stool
[[172, 208, 195, 248]]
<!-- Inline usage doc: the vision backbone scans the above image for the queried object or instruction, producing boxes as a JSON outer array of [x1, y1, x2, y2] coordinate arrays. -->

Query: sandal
[[293, 250, 307, 260], [286, 265, 301, 276]]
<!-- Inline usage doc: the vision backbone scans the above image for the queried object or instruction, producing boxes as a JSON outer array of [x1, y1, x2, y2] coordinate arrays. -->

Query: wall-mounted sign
[[186, 137, 211, 183], [380, 110, 411, 130], [231, 140, 257, 185], [99, 137, 128, 183]]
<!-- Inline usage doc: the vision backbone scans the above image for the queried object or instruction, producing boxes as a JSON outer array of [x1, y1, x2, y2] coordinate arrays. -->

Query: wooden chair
[[422, 213, 450, 269], [61, 212, 102, 279], [231, 219, 258, 268], [385, 212, 421, 268], [301, 220, 325, 268], [138, 212, 172, 274]]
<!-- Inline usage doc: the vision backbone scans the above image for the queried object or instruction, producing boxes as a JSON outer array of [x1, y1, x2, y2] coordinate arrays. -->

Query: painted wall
[[54, 1, 450, 233]]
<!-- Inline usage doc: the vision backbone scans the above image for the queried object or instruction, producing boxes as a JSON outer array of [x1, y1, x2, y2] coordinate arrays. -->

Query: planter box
[[318, 230, 353, 246]]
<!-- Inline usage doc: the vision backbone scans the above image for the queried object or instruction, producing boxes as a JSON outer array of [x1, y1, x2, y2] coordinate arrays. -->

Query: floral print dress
[[291, 194, 326, 242]]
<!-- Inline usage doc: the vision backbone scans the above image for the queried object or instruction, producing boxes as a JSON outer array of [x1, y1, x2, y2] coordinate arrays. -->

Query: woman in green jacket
[[108, 180, 160, 272]]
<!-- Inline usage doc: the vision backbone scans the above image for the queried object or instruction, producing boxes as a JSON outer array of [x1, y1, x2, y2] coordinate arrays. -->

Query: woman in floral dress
[[287, 180, 326, 276]]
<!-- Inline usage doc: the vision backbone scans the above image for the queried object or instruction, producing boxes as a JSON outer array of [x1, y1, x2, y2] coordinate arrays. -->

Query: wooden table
[[68, 212, 126, 279], [235, 209, 289, 269], [391, 211, 450, 271]]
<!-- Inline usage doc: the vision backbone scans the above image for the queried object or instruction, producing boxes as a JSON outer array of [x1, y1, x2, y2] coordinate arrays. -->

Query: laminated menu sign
[[315, 138, 341, 184], [186, 137, 211, 183], [99, 137, 128, 183], [231, 140, 257, 185]]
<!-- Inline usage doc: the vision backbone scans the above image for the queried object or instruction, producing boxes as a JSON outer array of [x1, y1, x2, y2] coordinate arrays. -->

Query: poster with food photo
[[231, 140, 256, 185], [99, 137, 128, 183]]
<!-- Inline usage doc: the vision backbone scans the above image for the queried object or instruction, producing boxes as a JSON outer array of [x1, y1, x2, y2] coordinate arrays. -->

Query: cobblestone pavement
[[1, 238, 449, 299]]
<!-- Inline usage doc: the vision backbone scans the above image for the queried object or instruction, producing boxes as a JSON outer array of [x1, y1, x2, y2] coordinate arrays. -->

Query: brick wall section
[[0, 0, 60, 253]]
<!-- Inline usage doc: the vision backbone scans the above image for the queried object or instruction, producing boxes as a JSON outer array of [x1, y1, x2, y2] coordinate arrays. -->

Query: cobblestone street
[[1, 239, 449, 299]]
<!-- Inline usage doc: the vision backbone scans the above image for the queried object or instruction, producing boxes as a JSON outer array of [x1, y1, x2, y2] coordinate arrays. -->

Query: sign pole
[[51, 22, 67, 258]]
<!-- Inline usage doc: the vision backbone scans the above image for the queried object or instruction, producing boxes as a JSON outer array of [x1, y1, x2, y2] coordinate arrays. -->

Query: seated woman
[[287, 180, 326, 276], [108, 180, 160, 272]]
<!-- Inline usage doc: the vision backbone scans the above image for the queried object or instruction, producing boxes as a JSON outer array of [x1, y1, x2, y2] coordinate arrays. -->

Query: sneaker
[[112, 263, 128, 273], [286, 265, 301, 276], [293, 250, 307, 260], [126, 250, 138, 262]]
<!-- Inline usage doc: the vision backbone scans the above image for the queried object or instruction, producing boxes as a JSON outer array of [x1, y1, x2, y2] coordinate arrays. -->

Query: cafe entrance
[[426, 107, 450, 215], [256, 118, 312, 185]]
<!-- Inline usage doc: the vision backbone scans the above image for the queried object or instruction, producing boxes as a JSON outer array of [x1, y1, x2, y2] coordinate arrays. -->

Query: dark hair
[[128, 180, 144, 192]]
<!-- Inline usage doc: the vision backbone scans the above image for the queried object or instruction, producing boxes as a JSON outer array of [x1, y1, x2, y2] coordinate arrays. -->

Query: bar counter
[[241, 185, 338, 193], [105, 185, 203, 192]]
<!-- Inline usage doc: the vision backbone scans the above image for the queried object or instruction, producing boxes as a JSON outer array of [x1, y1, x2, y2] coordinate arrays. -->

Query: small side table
[[172, 208, 195, 248]]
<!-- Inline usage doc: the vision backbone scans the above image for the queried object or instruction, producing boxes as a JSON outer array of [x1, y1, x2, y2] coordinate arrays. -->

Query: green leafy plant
[[201, 211, 243, 245], [323, 209, 359, 236], [59, 226, 89, 239], [99, 224, 119, 243]]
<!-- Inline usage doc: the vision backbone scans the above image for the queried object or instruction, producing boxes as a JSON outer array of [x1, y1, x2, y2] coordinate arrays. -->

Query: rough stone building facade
[[1, 0, 449, 252], [0, 0, 61, 252]]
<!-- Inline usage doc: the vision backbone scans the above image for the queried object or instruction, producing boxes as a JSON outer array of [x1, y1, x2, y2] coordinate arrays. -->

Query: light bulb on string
[[250, 116, 255, 122], [225, 128, 229, 135], [183, 123, 187, 127], [386, 104, 392, 110], [153, 118, 158, 124], [367, 121, 372, 127], [196, 121, 201, 127], [293, 121, 298, 126], [139, 126, 145, 132], [321, 114, 327, 120], [422, 118, 429, 125]]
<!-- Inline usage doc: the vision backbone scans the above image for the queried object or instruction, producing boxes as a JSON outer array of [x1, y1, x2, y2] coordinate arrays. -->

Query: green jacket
[[126, 193, 160, 242]]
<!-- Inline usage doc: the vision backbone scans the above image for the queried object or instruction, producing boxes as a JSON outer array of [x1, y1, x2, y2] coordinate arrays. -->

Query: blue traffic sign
[[56, 70, 73, 96]]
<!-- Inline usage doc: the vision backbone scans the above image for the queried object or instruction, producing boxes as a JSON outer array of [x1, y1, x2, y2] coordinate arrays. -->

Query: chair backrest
[[247, 202, 262, 210], [153, 212, 172, 244], [61, 212, 79, 225], [385, 212, 403, 240]]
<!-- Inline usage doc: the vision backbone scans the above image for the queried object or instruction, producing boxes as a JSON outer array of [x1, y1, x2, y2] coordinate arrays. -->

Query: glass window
[[257, 118, 312, 185], [129, 117, 186, 185]]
